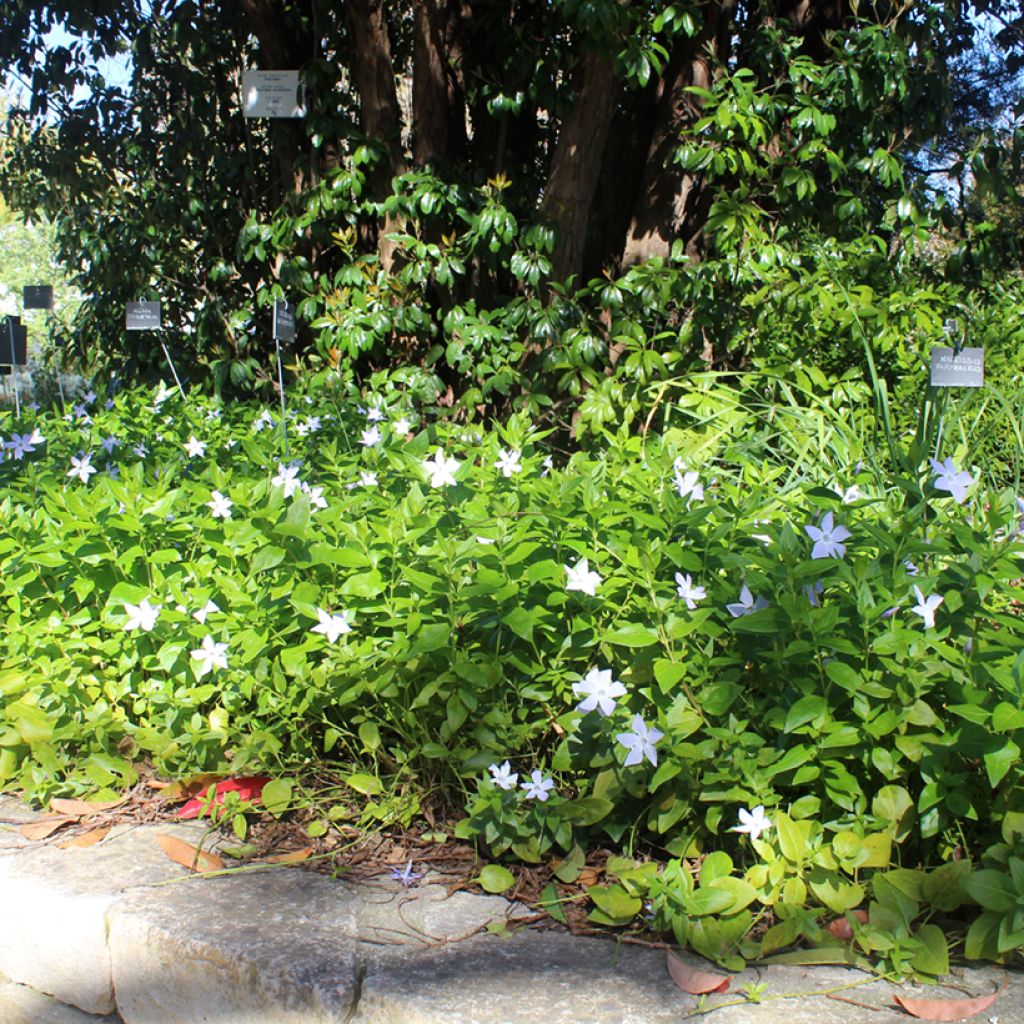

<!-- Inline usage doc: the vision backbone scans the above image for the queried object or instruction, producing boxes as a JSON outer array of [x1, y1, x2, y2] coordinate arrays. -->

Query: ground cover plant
[[2, 370, 1024, 976]]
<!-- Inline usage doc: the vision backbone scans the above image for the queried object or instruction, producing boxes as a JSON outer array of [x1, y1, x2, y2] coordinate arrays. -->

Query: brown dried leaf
[[826, 909, 869, 941], [50, 796, 125, 817], [156, 834, 225, 873], [157, 773, 223, 803], [577, 867, 602, 887], [19, 816, 74, 840], [264, 847, 313, 865], [59, 827, 111, 849], [666, 951, 732, 995], [893, 974, 1007, 1022]]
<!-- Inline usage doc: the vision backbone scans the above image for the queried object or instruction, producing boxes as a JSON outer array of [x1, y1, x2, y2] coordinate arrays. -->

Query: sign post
[[272, 299, 295, 457], [23, 284, 63, 410], [929, 318, 983, 389], [126, 301, 185, 399], [2, 315, 27, 416]]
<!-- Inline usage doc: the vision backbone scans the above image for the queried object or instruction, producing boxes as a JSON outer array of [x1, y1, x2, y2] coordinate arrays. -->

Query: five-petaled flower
[[616, 715, 663, 768], [423, 449, 460, 488], [731, 805, 772, 841], [675, 573, 707, 610], [311, 608, 352, 643], [272, 462, 302, 498], [488, 761, 519, 790], [206, 490, 233, 519], [521, 770, 555, 801], [391, 858, 422, 887], [911, 585, 943, 629], [727, 585, 769, 618], [360, 425, 381, 447], [930, 457, 975, 504], [805, 511, 852, 560], [573, 667, 627, 717], [67, 453, 97, 483], [123, 597, 161, 632], [184, 435, 206, 459], [193, 599, 220, 624], [6, 431, 43, 460], [565, 558, 601, 597], [495, 448, 523, 478], [191, 635, 229, 677], [672, 461, 704, 505]]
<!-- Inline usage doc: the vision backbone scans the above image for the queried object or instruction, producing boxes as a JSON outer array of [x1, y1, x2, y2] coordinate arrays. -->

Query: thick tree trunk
[[621, 5, 728, 267], [237, 0, 311, 199], [413, 0, 458, 167], [540, 49, 620, 284], [347, 0, 407, 269]]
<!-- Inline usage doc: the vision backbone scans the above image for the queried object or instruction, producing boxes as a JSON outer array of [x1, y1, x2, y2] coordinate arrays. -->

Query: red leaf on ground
[[176, 776, 271, 819], [826, 909, 868, 940], [893, 974, 1007, 1021], [666, 951, 731, 994]]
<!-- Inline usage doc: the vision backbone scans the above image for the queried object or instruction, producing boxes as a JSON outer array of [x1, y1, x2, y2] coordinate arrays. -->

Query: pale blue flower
[[727, 585, 769, 618], [616, 715, 663, 768], [804, 511, 851, 559], [930, 457, 974, 504]]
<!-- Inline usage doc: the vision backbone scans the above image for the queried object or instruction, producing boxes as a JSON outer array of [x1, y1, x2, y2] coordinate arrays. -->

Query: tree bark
[[540, 49, 620, 284], [621, 5, 729, 267], [413, 0, 453, 167], [346, 0, 407, 268]]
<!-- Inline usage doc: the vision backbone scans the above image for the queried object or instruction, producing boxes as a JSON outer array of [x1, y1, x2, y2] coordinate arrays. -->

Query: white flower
[[300, 482, 328, 509], [520, 770, 555, 801], [834, 483, 861, 504], [804, 511, 852, 560], [133, 442, 148, 459], [101, 435, 118, 454], [565, 558, 601, 597], [911, 585, 943, 629], [495, 448, 523, 478], [272, 462, 302, 497], [904, 559, 919, 576], [616, 715, 663, 768], [206, 490, 233, 519], [488, 761, 519, 791], [930, 457, 975, 504], [366, 405, 386, 423], [253, 410, 276, 432], [225, 438, 237, 450], [573, 667, 627, 716], [190, 635, 229, 677], [123, 598, 161, 632], [674, 573, 706, 610], [67, 453, 97, 483], [184, 435, 206, 458], [541, 455, 554, 477], [304, 415, 321, 433], [423, 449, 460, 488], [393, 417, 411, 435], [359, 471, 378, 488], [730, 805, 772, 841], [475, 536, 497, 546], [672, 462, 704, 505], [360, 425, 381, 447], [311, 608, 352, 643], [193, 599, 220, 624], [727, 585, 769, 618]]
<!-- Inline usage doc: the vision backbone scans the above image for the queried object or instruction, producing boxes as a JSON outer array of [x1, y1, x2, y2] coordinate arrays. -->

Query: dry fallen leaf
[[156, 834, 225, 873], [19, 816, 74, 841], [59, 827, 111, 849], [826, 909, 869, 941], [50, 796, 126, 817], [264, 847, 313, 865], [157, 773, 224, 803], [577, 866, 602, 887], [893, 973, 1007, 1021], [666, 951, 732, 995]]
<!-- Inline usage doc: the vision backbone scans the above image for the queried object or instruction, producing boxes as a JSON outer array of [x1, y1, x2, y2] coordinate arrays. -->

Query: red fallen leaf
[[176, 776, 271, 819], [666, 951, 731, 995], [827, 909, 869, 940], [893, 973, 1007, 1021]]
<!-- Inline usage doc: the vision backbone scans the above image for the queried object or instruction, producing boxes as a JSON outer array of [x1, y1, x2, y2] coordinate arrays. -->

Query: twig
[[677, 976, 878, 1020]]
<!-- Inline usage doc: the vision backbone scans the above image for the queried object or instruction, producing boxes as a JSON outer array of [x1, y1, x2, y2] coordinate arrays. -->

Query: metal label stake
[[125, 301, 185, 399], [272, 299, 296, 459], [5, 316, 20, 417]]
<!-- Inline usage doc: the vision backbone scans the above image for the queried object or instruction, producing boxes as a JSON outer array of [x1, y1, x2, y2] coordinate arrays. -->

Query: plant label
[[126, 301, 162, 331], [930, 346, 983, 388], [23, 285, 54, 310], [2, 316, 28, 366], [273, 299, 296, 342], [242, 71, 306, 118]]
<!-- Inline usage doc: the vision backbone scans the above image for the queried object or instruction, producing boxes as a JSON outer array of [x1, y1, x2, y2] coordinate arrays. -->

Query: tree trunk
[[540, 49, 620, 284], [347, 0, 407, 269], [413, 0, 453, 167], [237, 0, 312, 199], [621, 5, 729, 267]]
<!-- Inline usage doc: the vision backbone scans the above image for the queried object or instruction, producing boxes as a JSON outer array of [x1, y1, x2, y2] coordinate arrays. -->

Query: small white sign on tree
[[242, 71, 306, 118]]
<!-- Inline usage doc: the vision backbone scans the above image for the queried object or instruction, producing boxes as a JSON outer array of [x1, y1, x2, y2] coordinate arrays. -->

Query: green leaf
[[261, 778, 293, 815], [604, 623, 660, 647], [358, 721, 381, 752], [983, 737, 1020, 788], [707, 876, 760, 913], [559, 796, 613, 825], [478, 864, 516, 894], [252, 546, 286, 573], [343, 772, 382, 797], [588, 883, 642, 923], [910, 923, 949, 976], [964, 869, 1017, 912], [774, 812, 807, 864]]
